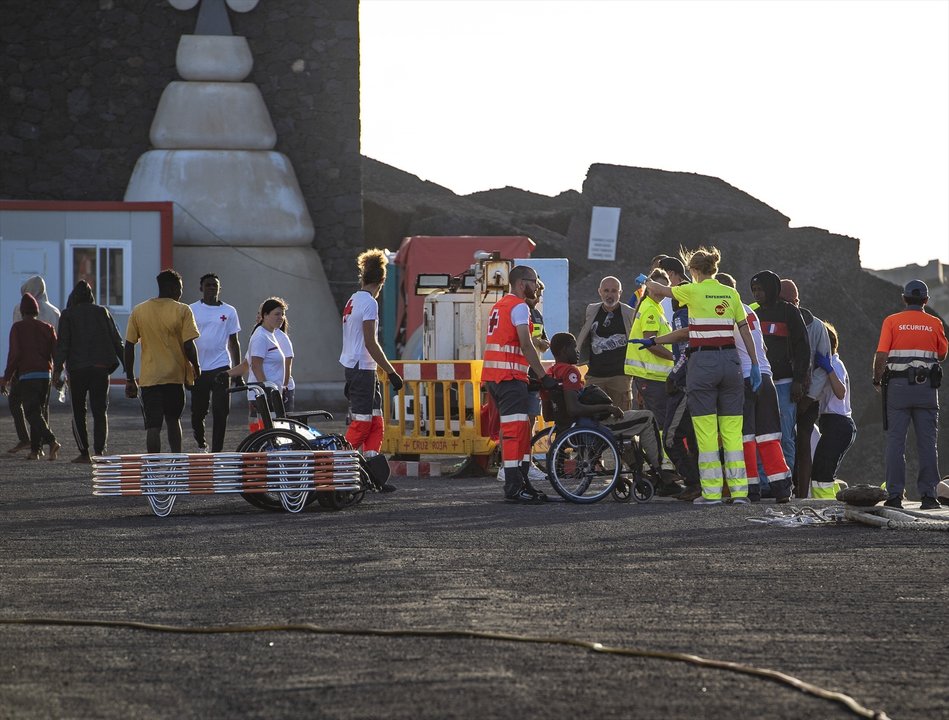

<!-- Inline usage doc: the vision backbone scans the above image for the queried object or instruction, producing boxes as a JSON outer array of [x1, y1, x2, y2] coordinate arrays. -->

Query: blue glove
[[628, 337, 656, 348], [815, 352, 834, 374], [749, 363, 762, 392], [635, 273, 649, 286]]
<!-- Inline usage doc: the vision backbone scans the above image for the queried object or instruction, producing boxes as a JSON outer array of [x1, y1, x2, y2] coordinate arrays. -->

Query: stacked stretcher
[[92, 450, 363, 516]]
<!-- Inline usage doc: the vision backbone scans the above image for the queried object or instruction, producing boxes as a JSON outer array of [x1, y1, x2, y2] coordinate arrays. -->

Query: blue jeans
[[775, 381, 797, 477]]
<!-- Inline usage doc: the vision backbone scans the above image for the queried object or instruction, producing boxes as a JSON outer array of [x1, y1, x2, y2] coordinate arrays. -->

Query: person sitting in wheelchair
[[542, 332, 664, 482]]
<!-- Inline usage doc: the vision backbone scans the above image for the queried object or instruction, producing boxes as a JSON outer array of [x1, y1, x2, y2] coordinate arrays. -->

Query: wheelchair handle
[[227, 381, 280, 397]]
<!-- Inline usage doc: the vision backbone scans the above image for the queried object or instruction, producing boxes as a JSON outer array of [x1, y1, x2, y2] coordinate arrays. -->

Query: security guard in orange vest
[[873, 279, 947, 510], [483, 265, 555, 503]]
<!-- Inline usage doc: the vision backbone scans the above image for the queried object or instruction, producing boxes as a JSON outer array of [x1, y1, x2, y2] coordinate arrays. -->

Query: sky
[[359, 0, 949, 271]]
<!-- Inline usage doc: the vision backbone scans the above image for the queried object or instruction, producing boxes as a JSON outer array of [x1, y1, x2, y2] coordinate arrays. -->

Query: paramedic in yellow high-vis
[[634, 247, 761, 505]]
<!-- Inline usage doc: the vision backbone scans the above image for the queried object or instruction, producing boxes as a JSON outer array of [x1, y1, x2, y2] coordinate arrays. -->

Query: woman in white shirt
[[810, 322, 856, 499], [225, 297, 286, 431]]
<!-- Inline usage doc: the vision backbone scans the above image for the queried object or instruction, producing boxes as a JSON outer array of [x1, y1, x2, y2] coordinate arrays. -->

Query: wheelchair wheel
[[236, 428, 318, 512], [632, 477, 655, 503], [612, 478, 632, 503], [547, 426, 620, 503]]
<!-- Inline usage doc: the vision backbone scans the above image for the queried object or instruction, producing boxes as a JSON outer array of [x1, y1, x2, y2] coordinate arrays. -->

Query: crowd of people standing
[[483, 245, 947, 509], [3, 246, 946, 514], [1, 269, 299, 461]]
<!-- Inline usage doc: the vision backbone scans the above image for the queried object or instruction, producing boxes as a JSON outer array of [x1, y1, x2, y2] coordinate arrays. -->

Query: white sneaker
[[693, 497, 723, 506], [195, 445, 209, 454], [732, 497, 750, 505], [497, 467, 506, 482], [527, 463, 547, 483]]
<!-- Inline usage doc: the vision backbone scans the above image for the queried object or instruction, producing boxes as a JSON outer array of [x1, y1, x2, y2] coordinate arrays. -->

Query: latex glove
[[815, 352, 834, 374], [628, 337, 656, 348], [388, 372, 404, 392], [749, 364, 762, 392], [540, 375, 560, 391], [634, 273, 649, 286]]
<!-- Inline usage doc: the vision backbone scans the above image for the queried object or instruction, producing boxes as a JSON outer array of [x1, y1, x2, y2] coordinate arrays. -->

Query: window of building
[[64, 240, 132, 311]]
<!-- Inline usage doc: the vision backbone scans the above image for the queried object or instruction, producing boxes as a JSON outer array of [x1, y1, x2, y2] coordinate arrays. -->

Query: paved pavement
[[1, 399, 947, 719]]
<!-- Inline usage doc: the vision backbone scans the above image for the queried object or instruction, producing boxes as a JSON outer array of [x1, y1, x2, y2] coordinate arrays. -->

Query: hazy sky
[[360, 0, 949, 271]]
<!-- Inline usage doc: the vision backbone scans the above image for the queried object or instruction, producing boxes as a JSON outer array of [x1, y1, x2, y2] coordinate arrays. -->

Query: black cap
[[658, 256, 688, 279], [903, 279, 929, 300]]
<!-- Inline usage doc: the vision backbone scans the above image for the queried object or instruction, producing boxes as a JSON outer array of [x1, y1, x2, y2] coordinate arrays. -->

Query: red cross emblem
[[220, 314, 227, 322], [342, 299, 354, 324], [487, 309, 500, 335]]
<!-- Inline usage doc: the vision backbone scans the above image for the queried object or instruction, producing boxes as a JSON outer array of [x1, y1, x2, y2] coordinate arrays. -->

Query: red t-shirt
[[546, 362, 584, 394]]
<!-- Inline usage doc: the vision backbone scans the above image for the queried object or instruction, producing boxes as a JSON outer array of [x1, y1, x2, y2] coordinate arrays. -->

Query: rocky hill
[[362, 157, 948, 491]]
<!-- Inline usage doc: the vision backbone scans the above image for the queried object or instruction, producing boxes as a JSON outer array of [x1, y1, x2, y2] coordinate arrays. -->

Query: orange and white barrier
[[92, 450, 361, 517]]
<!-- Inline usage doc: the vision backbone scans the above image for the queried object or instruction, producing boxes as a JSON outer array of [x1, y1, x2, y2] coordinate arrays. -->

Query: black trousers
[[190, 366, 231, 452], [19, 378, 55, 453], [7, 375, 30, 444], [812, 413, 857, 485], [793, 398, 821, 497], [69, 366, 111, 456]]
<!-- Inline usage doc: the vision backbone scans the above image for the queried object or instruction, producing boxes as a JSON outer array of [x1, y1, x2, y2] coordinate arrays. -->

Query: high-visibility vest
[[671, 279, 747, 349], [483, 294, 532, 383], [624, 295, 673, 380]]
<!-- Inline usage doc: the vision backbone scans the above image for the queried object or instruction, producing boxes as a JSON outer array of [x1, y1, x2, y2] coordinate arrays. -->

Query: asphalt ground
[[1, 397, 948, 720]]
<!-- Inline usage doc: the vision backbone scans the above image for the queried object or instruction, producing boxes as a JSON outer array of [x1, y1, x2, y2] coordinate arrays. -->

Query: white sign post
[[588, 206, 621, 261]]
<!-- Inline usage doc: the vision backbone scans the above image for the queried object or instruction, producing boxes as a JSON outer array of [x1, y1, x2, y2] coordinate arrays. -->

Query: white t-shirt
[[511, 301, 530, 327], [734, 304, 772, 378], [819, 355, 852, 417], [340, 290, 379, 370], [275, 328, 294, 391], [247, 326, 285, 396], [190, 301, 241, 371]]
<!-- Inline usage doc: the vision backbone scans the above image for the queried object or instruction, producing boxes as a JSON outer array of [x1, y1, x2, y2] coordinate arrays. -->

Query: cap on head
[[20, 293, 39, 317], [779, 279, 799, 305], [658, 256, 687, 278], [902, 279, 929, 301]]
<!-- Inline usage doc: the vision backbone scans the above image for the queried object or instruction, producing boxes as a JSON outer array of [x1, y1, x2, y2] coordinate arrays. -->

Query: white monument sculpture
[[125, 0, 344, 392]]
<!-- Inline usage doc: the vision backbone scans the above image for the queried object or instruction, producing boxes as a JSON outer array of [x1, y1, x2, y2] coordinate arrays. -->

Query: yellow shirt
[[126, 298, 200, 386]]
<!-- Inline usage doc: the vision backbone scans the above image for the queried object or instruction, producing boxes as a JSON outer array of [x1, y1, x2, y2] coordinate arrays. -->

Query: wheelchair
[[533, 384, 656, 505], [227, 381, 387, 511]]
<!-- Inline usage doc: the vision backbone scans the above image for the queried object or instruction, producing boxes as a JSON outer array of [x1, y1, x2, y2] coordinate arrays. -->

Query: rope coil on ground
[[0, 616, 890, 720]]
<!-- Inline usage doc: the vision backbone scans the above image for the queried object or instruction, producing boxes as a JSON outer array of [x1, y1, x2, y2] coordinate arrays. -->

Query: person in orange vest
[[483, 264, 556, 503], [873, 279, 947, 510]]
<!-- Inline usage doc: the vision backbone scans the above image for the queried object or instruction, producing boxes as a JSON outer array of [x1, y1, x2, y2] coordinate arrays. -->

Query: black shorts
[[140, 384, 185, 430], [344, 366, 381, 419]]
